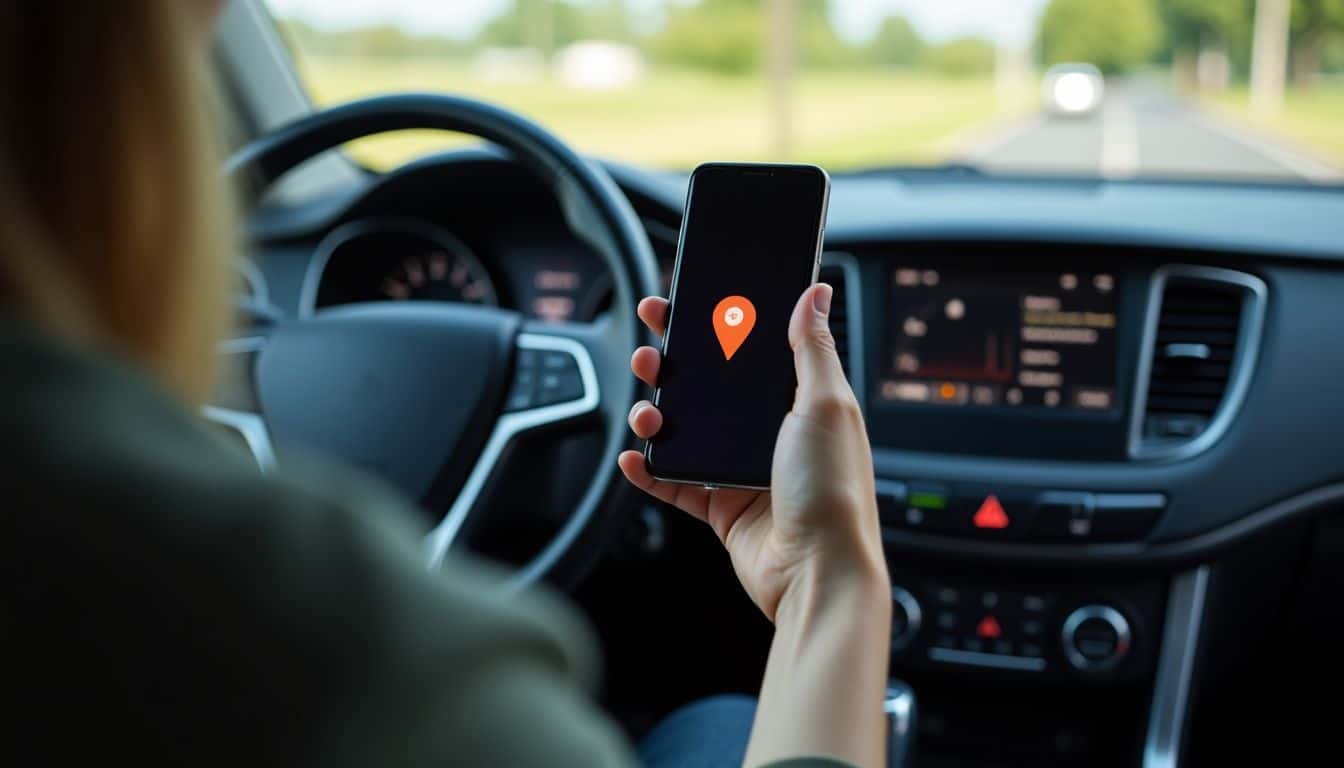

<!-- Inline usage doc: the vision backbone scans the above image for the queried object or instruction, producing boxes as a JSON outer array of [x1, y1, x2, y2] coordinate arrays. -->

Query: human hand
[[618, 284, 888, 622]]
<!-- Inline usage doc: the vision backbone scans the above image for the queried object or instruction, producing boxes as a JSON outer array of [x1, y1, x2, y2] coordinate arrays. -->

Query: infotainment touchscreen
[[880, 267, 1118, 411]]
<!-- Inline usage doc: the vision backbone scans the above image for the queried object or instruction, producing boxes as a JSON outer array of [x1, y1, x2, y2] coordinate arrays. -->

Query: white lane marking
[[1100, 96, 1139, 179], [1189, 111, 1343, 182], [955, 113, 1045, 163]]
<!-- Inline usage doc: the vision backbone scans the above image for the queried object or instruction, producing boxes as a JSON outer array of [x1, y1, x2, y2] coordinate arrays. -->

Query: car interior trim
[[422, 332, 601, 571], [928, 647, 1048, 672], [1128, 265, 1268, 461], [234, 259, 270, 306], [216, 335, 267, 356], [214, 0, 364, 200], [1143, 566, 1210, 768], [880, 479, 1344, 563], [202, 405, 276, 472]]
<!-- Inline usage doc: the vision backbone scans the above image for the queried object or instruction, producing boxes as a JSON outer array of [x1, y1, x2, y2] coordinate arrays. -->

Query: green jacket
[[7, 321, 854, 768]]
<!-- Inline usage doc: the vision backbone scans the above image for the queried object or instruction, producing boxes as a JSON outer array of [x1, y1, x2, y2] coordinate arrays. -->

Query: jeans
[[638, 694, 757, 768]]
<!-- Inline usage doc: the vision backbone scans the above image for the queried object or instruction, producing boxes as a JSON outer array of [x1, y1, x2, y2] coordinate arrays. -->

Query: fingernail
[[629, 401, 646, 420], [813, 283, 833, 315]]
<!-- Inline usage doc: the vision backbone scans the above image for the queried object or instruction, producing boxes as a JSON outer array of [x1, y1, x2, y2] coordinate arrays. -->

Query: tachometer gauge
[[306, 219, 498, 315]]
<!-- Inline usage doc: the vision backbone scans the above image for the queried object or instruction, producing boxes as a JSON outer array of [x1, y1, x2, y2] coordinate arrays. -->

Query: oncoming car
[[1043, 62, 1105, 117]]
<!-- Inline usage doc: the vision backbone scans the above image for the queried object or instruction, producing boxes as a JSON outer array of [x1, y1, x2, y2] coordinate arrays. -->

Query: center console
[[819, 242, 1271, 767]]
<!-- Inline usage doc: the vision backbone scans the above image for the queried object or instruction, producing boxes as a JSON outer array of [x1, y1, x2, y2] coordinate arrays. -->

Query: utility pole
[[1249, 0, 1290, 117], [766, 0, 796, 160]]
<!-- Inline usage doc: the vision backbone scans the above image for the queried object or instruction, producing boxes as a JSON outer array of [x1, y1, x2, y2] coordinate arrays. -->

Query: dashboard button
[[890, 586, 922, 652], [875, 480, 908, 526], [1062, 605, 1131, 671], [885, 482, 956, 532], [1032, 491, 1096, 540], [933, 585, 961, 606], [1091, 493, 1165, 541], [952, 488, 1036, 537]]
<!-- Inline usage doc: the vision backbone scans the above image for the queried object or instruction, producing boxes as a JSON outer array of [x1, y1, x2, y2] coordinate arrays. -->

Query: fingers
[[637, 296, 670, 338], [617, 450, 710, 522], [627, 400, 663, 440], [631, 346, 660, 387], [787, 283, 855, 416]]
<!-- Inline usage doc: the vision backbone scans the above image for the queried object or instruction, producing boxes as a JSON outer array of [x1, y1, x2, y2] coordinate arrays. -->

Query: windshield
[[266, 0, 1343, 183]]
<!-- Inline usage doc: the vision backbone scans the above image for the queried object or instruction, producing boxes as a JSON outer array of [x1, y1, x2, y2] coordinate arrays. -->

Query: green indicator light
[[910, 492, 947, 510]]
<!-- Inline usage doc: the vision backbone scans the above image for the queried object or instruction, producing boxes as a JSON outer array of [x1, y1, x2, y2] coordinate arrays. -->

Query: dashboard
[[244, 153, 1344, 553], [241, 152, 1343, 765]]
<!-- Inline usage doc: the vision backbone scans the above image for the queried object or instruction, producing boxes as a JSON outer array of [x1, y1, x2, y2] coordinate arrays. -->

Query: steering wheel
[[224, 93, 661, 589]]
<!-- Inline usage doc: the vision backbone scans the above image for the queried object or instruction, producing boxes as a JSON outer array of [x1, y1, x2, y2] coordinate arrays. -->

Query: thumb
[[787, 283, 852, 411]]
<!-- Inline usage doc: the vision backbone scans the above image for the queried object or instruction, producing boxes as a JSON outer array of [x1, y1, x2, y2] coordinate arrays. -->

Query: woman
[[5, 3, 890, 766]]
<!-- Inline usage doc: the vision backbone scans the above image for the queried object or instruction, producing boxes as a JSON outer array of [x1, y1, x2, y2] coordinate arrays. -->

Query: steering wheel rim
[[226, 93, 660, 589]]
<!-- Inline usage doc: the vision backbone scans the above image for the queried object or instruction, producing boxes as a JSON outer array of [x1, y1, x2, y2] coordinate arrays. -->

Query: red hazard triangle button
[[976, 615, 1003, 639], [973, 494, 1010, 529]]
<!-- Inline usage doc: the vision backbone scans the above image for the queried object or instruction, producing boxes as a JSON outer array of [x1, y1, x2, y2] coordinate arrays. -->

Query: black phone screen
[[646, 163, 828, 488]]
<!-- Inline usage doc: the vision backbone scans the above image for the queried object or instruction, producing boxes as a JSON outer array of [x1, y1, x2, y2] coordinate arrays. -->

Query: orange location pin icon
[[713, 295, 757, 360]]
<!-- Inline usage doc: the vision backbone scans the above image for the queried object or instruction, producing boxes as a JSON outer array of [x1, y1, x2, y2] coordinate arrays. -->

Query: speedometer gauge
[[380, 247, 496, 305], [305, 219, 498, 315]]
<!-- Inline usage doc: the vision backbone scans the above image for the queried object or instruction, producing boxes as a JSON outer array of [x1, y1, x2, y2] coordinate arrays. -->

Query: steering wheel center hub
[[257, 302, 519, 502]]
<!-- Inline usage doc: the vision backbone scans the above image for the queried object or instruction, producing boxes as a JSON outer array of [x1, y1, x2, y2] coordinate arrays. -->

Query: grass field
[[1211, 85, 1344, 166], [293, 56, 1028, 171]]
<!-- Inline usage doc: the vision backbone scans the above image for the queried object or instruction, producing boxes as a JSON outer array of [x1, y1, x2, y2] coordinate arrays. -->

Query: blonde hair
[[0, 2, 233, 403]]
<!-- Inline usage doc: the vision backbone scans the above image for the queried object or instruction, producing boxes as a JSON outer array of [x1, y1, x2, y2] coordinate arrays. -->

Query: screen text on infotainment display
[[881, 268, 1118, 411]]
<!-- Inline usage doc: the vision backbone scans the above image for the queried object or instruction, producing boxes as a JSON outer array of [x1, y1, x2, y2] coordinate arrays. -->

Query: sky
[[265, 0, 1051, 48]]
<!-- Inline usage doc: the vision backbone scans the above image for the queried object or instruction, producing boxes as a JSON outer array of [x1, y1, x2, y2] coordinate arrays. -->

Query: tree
[[1163, 0, 1248, 49], [1291, 0, 1344, 84], [867, 15, 925, 69], [797, 0, 862, 68], [1039, 0, 1163, 73], [651, 0, 762, 74], [478, 0, 589, 55], [650, 0, 861, 74], [1160, 0, 1251, 88], [925, 37, 996, 76]]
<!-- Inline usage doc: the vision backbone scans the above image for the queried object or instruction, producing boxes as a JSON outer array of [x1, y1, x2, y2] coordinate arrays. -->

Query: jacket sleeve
[[244, 467, 639, 768]]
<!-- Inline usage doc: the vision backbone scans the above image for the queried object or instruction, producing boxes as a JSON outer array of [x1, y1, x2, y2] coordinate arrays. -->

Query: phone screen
[[646, 163, 829, 488]]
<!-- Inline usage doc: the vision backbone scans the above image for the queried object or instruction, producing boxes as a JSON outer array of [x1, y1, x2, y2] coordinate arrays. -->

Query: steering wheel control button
[[889, 586, 922, 653], [514, 349, 584, 409], [1062, 605, 1131, 672], [504, 350, 540, 412], [505, 347, 585, 412]]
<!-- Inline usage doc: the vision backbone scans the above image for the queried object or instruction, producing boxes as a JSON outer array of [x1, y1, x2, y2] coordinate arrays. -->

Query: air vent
[[819, 259, 854, 381], [1132, 266, 1266, 459]]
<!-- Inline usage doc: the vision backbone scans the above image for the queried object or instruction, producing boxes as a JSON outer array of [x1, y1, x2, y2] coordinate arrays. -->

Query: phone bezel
[[643, 161, 831, 490]]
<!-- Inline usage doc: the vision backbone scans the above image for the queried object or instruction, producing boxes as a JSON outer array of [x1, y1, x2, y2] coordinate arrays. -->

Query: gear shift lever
[[885, 680, 917, 768]]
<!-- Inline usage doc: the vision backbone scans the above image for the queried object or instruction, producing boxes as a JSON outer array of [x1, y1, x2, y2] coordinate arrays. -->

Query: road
[[961, 80, 1341, 183]]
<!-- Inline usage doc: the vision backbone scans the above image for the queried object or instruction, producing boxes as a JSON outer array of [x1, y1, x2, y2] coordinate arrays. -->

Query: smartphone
[[645, 162, 830, 489]]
